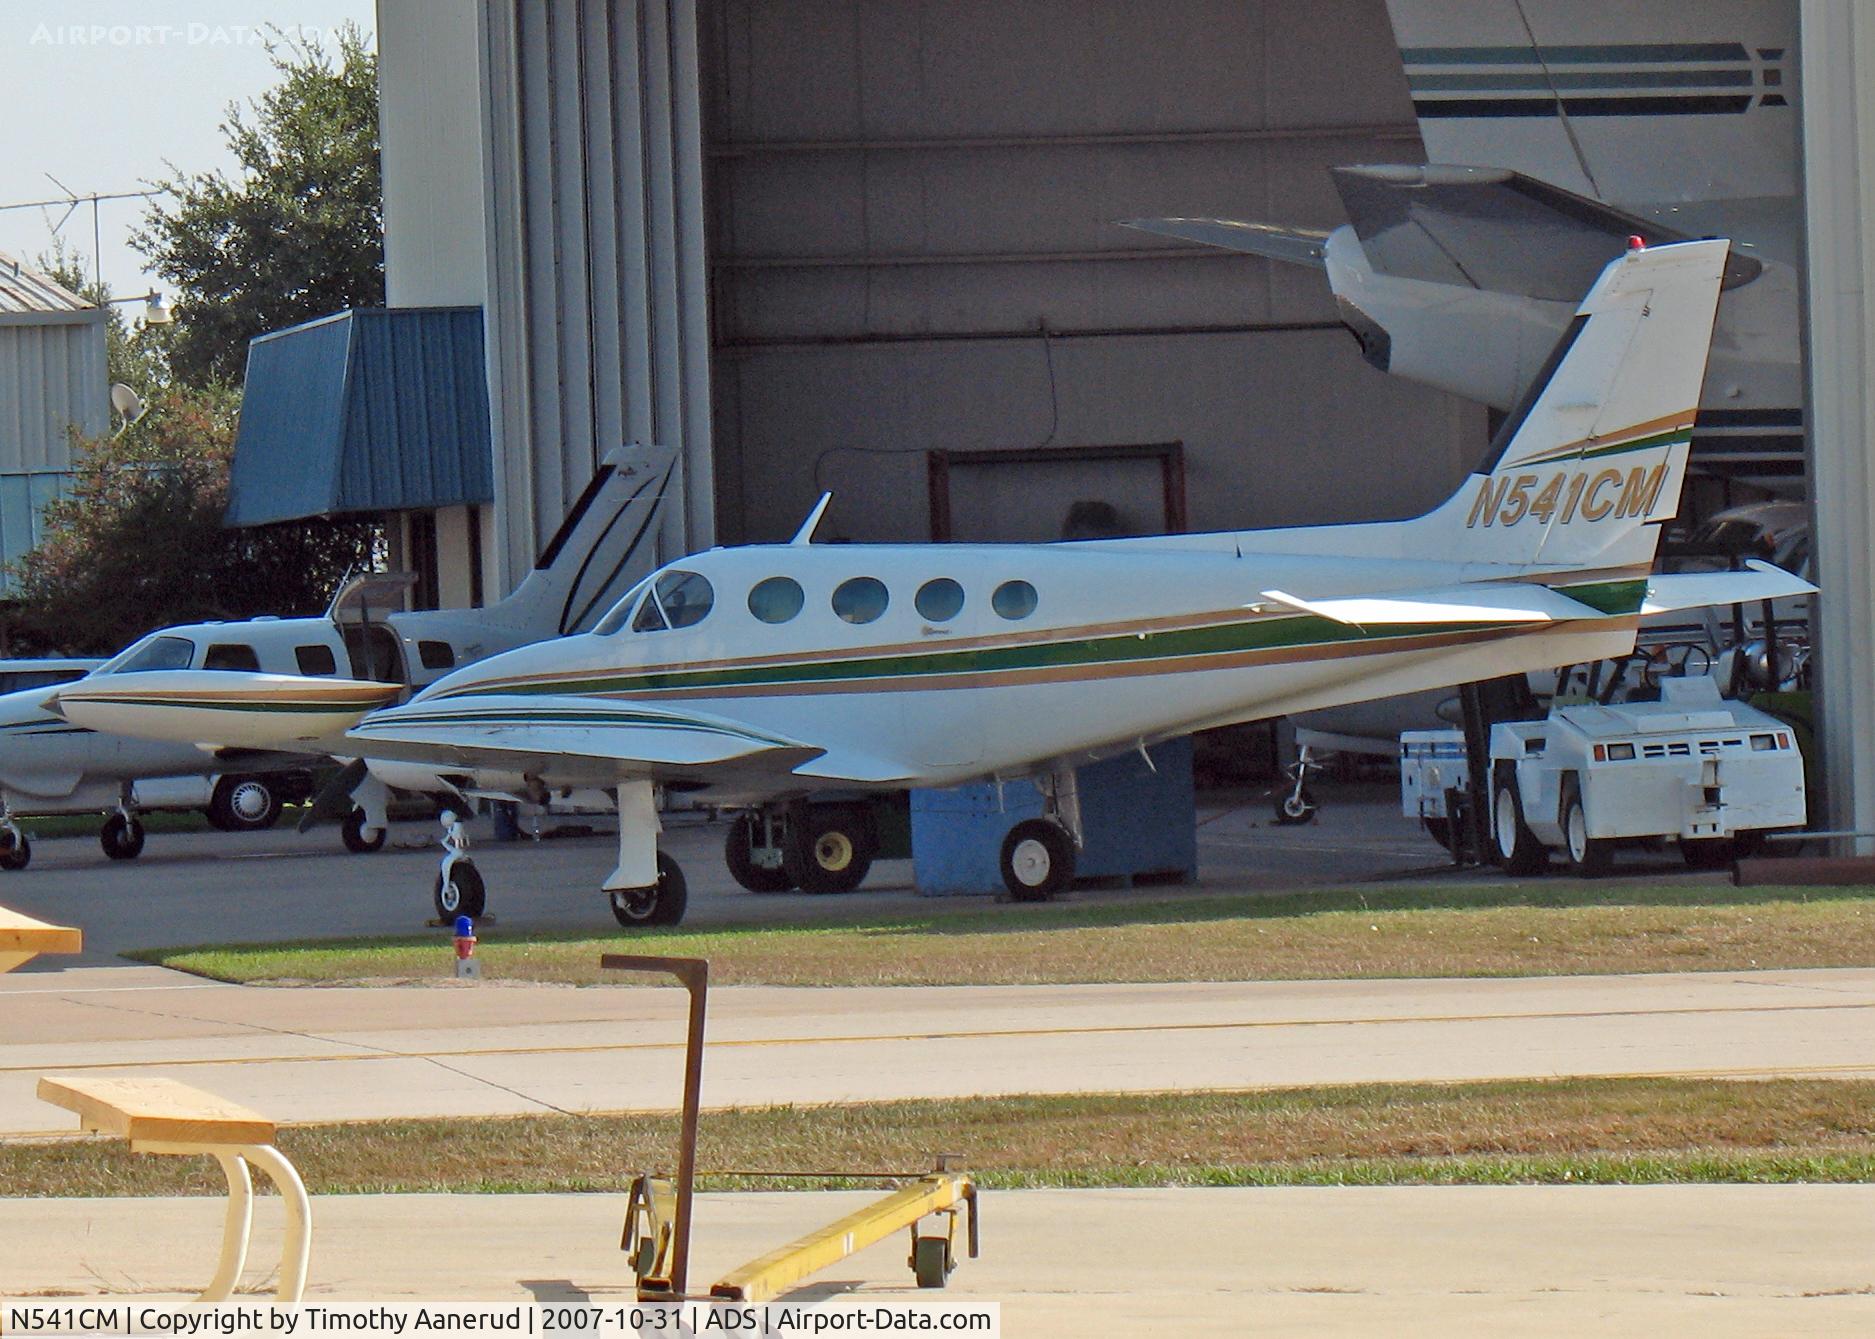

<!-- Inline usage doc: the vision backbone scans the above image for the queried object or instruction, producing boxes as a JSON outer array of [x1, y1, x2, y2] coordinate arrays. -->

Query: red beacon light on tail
[[1627, 234, 1647, 252]]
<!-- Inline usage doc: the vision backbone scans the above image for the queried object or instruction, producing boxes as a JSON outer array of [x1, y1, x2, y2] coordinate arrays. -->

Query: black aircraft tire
[[611, 852, 689, 928], [1000, 819, 1076, 901], [342, 807, 387, 854], [783, 808, 876, 894], [434, 860, 487, 920], [1273, 785, 1318, 825], [725, 814, 793, 893], [0, 835, 29, 871], [101, 813, 145, 861]]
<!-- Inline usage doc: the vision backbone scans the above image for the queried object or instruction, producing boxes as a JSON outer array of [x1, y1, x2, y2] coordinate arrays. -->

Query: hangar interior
[[700, 0, 1484, 546], [377, 0, 1483, 595]]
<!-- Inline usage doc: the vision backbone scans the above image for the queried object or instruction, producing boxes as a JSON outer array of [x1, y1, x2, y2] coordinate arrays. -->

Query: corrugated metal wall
[[0, 317, 105, 472], [701, 0, 1485, 544], [476, 0, 714, 587], [0, 314, 105, 587]]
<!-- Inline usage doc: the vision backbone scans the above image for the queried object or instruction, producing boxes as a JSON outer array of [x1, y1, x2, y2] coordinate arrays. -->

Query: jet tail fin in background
[[486, 444, 678, 638], [1404, 237, 1729, 573]]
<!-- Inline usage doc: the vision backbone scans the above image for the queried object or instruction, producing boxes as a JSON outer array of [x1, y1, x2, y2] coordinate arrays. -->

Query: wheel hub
[[230, 783, 269, 822], [813, 832, 854, 872], [1010, 837, 1052, 886], [612, 886, 657, 920]]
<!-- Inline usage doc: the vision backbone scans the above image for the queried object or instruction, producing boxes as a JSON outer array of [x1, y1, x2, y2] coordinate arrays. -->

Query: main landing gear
[[998, 769, 1080, 901], [341, 775, 389, 854], [0, 793, 143, 872], [724, 803, 879, 896], [606, 780, 686, 927], [0, 812, 28, 872]]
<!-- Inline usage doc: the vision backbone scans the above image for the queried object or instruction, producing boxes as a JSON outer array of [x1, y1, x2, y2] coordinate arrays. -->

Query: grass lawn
[[5, 1079, 1873, 1197], [135, 882, 1875, 987]]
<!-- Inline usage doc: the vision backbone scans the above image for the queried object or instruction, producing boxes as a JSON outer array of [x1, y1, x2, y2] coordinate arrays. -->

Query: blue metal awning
[[226, 306, 493, 526]]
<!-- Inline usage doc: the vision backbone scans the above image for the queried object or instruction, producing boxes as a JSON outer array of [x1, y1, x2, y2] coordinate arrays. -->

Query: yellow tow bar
[[603, 954, 983, 1303]]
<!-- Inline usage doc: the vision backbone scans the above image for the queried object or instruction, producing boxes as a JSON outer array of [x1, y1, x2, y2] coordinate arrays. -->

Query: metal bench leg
[[242, 1144, 312, 1303], [199, 1153, 253, 1303]]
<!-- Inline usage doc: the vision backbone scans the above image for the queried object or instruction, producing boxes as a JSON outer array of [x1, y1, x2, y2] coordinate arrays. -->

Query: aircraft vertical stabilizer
[[1407, 237, 1727, 573], [485, 444, 677, 637]]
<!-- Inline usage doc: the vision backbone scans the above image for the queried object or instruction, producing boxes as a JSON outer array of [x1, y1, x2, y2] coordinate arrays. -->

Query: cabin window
[[296, 645, 338, 676], [992, 580, 1038, 620], [0, 669, 87, 693], [418, 640, 456, 671], [748, 576, 805, 624], [109, 636, 194, 674], [915, 578, 965, 623], [654, 571, 714, 629], [203, 643, 262, 672], [832, 577, 889, 625]]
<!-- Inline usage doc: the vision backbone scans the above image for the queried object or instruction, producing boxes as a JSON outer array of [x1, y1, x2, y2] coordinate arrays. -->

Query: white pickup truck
[[1485, 677, 1806, 876]]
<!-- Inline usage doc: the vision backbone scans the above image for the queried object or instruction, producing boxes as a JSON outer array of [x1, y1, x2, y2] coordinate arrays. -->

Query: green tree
[[133, 24, 383, 388], [10, 389, 377, 655]]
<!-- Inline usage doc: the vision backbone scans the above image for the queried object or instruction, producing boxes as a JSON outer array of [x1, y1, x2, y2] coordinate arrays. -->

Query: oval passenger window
[[748, 576, 805, 624], [992, 580, 1038, 620], [831, 577, 889, 625], [915, 578, 965, 623]]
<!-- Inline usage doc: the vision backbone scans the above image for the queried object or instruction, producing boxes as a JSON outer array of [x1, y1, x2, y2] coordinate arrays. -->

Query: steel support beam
[[1800, 0, 1875, 852]]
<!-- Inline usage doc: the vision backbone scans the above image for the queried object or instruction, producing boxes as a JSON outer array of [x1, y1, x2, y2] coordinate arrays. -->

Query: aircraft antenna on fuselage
[[791, 493, 833, 546]]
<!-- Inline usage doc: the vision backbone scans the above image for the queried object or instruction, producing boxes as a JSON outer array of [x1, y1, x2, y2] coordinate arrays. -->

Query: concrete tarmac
[[6, 965, 1875, 1136], [3, 1187, 1872, 1335], [0, 793, 1860, 1332]]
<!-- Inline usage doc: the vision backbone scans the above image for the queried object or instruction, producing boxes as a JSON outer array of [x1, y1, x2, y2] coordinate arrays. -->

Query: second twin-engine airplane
[[11, 447, 674, 869], [54, 240, 1811, 926]]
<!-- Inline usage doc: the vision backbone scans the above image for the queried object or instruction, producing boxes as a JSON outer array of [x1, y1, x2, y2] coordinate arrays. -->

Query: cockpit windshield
[[593, 576, 654, 636], [101, 635, 195, 674]]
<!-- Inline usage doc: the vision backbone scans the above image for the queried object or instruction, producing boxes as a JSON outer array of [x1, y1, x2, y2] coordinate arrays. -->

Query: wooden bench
[[37, 1075, 311, 1303], [0, 904, 81, 974]]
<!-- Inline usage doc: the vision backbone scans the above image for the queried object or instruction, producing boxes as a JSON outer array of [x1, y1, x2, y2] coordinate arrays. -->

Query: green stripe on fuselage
[[446, 613, 1513, 701]]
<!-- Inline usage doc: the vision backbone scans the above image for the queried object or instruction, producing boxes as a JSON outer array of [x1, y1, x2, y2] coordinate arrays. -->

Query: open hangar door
[[698, 0, 1487, 548]]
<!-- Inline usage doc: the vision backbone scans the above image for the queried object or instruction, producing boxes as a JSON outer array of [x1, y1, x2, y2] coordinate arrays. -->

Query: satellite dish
[[109, 383, 145, 438]]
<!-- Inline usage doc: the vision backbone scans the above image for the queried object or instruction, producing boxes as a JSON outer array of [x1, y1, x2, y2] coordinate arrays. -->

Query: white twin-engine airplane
[[8, 446, 675, 869], [55, 240, 1809, 927]]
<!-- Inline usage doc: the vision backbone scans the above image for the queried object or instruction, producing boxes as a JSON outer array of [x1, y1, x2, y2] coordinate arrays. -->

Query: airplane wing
[[344, 694, 829, 780]]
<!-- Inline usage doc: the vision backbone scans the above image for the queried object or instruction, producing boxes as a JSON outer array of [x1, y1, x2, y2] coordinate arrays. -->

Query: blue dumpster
[[910, 738, 1197, 895]]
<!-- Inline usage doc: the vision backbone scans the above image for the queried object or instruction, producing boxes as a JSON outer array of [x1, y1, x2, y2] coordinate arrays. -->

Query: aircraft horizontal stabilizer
[[1640, 560, 1816, 615], [347, 694, 825, 772], [1259, 583, 1605, 626], [1120, 218, 1328, 267]]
